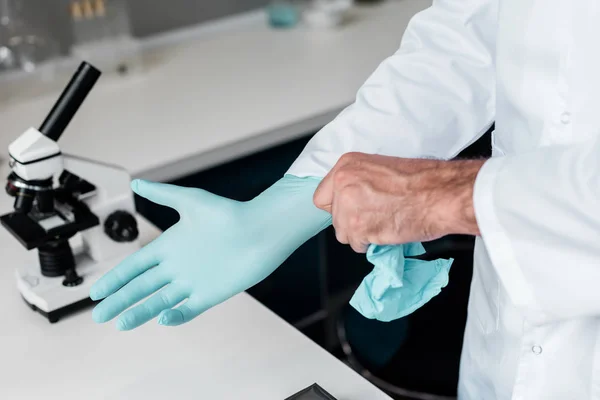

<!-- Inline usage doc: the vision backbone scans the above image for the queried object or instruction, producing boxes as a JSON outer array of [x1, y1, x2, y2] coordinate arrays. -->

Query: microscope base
[[16, 252, 129, 323], [22, 295, 95, 323]]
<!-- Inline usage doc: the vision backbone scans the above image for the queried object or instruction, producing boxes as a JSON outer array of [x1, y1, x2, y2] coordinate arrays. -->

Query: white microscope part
[[1, 62, 141, 323], [15, 155, 140, 321], [8, 127, 63, 181]]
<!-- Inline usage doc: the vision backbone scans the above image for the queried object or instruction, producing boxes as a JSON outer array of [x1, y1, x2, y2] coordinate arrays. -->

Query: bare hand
[[313, 153, 483, 253]]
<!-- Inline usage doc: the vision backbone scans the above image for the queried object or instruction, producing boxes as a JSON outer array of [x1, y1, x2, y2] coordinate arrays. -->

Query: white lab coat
[[288, 0, 600, 398]]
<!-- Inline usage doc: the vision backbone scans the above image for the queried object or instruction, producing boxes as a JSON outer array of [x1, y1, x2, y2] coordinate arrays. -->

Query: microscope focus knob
[[104, 211, 139, 243]]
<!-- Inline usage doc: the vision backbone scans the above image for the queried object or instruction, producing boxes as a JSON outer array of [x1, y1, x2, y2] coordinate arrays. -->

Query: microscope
[[1, 62, 140, 323]]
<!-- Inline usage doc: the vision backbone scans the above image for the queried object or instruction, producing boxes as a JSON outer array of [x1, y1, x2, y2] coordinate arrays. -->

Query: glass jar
[[0, 0, 59, 72]]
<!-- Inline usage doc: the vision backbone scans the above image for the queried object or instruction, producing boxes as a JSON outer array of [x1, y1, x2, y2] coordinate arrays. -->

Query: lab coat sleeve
[[474, 136, 600, 323], [287, 0, 498, 178]]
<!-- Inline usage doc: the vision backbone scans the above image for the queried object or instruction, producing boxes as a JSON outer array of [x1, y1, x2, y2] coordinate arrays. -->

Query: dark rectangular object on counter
[[285, 383, 337, 400]]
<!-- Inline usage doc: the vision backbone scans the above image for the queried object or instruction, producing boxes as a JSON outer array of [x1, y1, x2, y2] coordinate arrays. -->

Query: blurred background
[[0, 1, 491, 398]]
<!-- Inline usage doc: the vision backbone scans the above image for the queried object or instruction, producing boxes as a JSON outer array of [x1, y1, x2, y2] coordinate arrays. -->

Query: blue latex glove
[[90, 175, 331, 330], [349, 244, 453, 322]]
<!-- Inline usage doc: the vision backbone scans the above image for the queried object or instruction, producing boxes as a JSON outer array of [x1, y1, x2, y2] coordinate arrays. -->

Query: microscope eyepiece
[[39, 62, 101, 142]]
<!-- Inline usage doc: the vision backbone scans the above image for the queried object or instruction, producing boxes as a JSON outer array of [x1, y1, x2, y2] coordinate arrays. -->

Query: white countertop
[[0, 168, 391, 400], [0, 1, 430, 398], [0, 0, 429, 182]]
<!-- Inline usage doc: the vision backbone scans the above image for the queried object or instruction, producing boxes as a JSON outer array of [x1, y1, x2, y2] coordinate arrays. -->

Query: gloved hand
[[90, 175, 331, 330]]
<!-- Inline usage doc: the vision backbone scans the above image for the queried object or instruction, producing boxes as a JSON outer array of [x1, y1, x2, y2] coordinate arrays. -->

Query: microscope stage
[[0, 198, 99, 250]]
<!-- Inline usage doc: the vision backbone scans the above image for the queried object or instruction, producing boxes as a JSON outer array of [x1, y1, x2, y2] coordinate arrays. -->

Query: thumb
[[131, 180, 190, 211], [313, 174, 334, 213]]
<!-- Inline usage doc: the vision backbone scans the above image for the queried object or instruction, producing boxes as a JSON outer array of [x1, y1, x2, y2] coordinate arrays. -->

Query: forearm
[[250, 175, 331, 253]]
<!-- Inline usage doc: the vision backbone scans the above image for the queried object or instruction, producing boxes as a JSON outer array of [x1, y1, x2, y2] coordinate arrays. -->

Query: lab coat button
[[560, 112, 571, 124], [532, 345, 543, 355]]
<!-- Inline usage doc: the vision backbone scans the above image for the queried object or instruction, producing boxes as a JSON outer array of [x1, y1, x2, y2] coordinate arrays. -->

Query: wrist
[[251, 175, 332, 237], [431, 159, 485, 237]]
